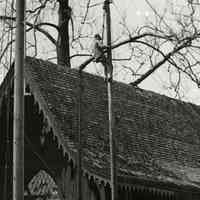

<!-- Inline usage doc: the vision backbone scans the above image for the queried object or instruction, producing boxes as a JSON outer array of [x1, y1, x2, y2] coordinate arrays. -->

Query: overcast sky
[[0, 0, 200, 104], [113, 0, 200, 105]]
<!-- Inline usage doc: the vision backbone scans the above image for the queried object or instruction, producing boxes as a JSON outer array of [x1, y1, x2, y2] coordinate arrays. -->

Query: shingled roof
[[23, 57, 200, 192]]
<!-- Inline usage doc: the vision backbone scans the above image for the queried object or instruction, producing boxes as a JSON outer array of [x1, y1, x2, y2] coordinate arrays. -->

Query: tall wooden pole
[[103, 1, 117, 200], [13, 0, 25, 199]]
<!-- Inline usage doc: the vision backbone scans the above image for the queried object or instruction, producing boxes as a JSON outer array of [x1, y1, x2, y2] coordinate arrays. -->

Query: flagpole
[[13, 0, 26, 199]]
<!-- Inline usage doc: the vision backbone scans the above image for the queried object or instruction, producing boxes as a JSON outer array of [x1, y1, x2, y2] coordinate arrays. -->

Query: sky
[[0, 0, 200, 105], [113, 0, 200, 105]]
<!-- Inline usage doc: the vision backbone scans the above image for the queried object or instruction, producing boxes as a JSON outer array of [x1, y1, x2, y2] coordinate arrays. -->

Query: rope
[[77, 70, 83, 200]]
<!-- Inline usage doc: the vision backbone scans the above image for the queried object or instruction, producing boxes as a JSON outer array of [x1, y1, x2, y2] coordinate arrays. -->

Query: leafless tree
[[1, 0, 199, 99], [1, 0, 200, 199], [0, 0, 200, 90]]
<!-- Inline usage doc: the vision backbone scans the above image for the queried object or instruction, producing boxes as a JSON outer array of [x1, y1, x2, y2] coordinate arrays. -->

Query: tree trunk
[[57, 0, 71, 67]]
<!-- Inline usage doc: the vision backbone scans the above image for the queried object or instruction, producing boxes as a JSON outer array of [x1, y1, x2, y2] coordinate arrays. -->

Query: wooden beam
[[103, 1, 117, 200]]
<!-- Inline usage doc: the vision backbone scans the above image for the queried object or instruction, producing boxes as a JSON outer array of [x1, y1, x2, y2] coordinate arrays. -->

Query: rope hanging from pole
[[77, 70, 83, 200]]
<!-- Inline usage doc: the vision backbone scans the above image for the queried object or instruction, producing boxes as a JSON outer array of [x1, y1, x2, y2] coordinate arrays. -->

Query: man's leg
[[101, 56, 108, 81], [106, 62, 113, 82]]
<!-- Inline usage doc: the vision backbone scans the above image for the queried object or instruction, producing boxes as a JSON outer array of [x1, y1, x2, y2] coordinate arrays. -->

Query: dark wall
[[0, 92, 13, 200], [0, 91, 68, 200]]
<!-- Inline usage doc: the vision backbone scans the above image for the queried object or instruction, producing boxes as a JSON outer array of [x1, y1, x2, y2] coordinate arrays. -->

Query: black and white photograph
[[0, 0, 200, 199]]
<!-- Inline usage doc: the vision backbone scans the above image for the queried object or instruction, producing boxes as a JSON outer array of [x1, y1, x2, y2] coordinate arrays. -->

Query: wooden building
[[1, 57, 200, 200]]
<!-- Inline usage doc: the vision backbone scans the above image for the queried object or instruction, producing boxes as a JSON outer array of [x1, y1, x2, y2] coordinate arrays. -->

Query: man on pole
[[92, 33, 112, 81]]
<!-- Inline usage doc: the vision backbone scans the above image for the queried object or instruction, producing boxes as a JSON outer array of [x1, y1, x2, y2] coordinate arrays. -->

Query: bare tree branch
[[0, 39, 14, 64], [130, 36, 197, 86], [0, 15, 58, 45]]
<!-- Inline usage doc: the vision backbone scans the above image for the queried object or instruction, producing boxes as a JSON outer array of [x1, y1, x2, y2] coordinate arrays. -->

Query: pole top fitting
[[103, 0, 112, 10]]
